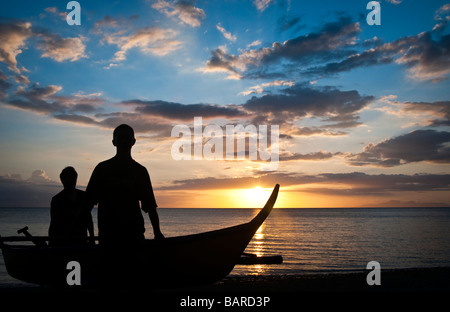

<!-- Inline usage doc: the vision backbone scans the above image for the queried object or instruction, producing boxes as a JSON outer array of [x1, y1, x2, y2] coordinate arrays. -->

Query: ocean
[[1, 207, 450, 287]]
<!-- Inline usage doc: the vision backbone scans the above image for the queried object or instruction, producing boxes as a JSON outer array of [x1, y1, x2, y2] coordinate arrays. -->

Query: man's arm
[[140, 166, 164, 239], [143, 202, 164, 239]]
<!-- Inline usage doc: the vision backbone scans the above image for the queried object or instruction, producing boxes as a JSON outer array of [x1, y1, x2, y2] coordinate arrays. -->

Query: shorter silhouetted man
[[49, 166, 94, 246]]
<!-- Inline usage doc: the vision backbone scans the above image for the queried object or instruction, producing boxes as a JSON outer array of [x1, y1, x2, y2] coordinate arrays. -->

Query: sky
[[0, 0, 450, 208]]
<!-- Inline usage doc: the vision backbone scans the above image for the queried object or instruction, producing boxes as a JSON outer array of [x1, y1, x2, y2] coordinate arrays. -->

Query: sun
[[248, 186, 265, 199], [229, 186, 273, 208]]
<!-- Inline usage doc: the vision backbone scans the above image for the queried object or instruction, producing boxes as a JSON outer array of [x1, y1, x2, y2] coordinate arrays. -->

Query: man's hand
[[154, 231, 165, 240]]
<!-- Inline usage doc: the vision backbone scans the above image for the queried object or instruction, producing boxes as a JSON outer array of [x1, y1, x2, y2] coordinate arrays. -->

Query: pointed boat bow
[[249, 184, 280, 229]]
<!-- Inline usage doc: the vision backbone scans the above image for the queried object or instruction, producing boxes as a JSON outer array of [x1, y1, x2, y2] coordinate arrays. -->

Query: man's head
[[60, 166, 77, 190], [113, 124, 136, 150]]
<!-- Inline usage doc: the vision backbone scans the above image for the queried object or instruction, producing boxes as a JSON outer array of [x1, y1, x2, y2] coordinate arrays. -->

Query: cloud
[[243, 84, 374, 127], [201, 47, 243, 79], [247, 40, 261, 49], [277, 16, 303, 33], [91, 15, 138, 34], [203, 16, 361, 79], [347, 130, 450, 167], [315, 31, 450, 82], [42, 7, 67, 21], [433, 4, 450, 32], [216, 24, 237, 42], [53, 114, 99, 125], [121, 99, 247, 121], [152, 0, 205, 27], [293, 127, 347, 137], [34, 31, 87, 62], [396, 32, 450, 82], [158, 171, 450, 200], [104, 26, 182, 65], [238, 80, 294, 96], [304, 172, 450, 197], [279, 151, 341, 161], [28, 169, 54, 184], [385, 0, 402, 4], [253, 0, 273, 12], [0, 18, 87, 81], [0, 171, 60, 207], [401, 100, 450, 126], [0, 69, 13, 99], [0, 20, 32, 73], [4, 82, 104, 116], [202, 14, 450, 83]]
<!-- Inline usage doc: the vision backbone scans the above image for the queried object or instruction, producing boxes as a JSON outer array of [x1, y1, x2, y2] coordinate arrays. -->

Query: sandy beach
[[1, 267, 449, 293], [1, 268, 448, 310]]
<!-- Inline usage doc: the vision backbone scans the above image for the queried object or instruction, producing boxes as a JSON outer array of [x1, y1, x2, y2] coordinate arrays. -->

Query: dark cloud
[[7, 84, 66, 114], [0, 69, 12, 99], [204, 16, 360, 79], [122, 99, 247, 121], [279, 151, 341, 161], [2, 80, 373, 142], [0, 171, 60, 207], [4, 83, 104, 116], [54, 114, 99, 125], [158, 171, 450, 201], [293, 127, 347, 137], [97, 112, 174, 135], [277, 16, 303, 33], [347, 130, 450, 167], [261, 16, 360, 64], [243, 84, 374, 127], [203, 13, 450, 82], [158, 172, 303, 190], [2, 170, 449, 206], [401, 100, 450, 126], [314, 31, 450, 82], [313, 172, 450, 195]]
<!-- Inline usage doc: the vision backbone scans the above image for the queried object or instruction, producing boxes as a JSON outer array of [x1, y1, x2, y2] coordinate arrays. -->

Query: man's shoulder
[[92, 157, 116, 172], [52, 190, 65, 201], [93, 157, 148, 173], [131, 159, 147, 170], [96, 157, 115, 166]]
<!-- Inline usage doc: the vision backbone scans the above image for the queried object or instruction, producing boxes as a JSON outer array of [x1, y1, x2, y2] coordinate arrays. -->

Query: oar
[[17, 226, 47, 248]]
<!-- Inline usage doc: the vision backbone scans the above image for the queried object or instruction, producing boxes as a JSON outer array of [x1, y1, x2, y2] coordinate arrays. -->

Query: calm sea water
[[1, 207, 450, 286]]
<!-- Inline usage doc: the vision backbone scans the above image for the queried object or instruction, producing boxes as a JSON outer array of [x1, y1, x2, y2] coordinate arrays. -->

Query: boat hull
[[1, 184, 280, 288]]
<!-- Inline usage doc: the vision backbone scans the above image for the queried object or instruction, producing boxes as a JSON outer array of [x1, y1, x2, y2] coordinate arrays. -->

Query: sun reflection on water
[[246, 223, 268, 275]]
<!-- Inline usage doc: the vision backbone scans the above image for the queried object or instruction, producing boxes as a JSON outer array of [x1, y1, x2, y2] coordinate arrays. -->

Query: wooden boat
[[0, 184, 280, 288]]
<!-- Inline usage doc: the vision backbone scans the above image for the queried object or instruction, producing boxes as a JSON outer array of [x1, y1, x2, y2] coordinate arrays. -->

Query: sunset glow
[[0, 1, 449, 208]]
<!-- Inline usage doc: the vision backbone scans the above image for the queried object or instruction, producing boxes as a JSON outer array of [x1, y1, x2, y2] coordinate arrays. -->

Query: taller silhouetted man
[[85, 124, 164, 244]]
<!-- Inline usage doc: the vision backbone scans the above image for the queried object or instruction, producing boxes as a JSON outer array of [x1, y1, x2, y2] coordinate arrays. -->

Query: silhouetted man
[[85, 125, 164, 287], [85, 124, 164, 244], [49, 166, 94, 246]]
